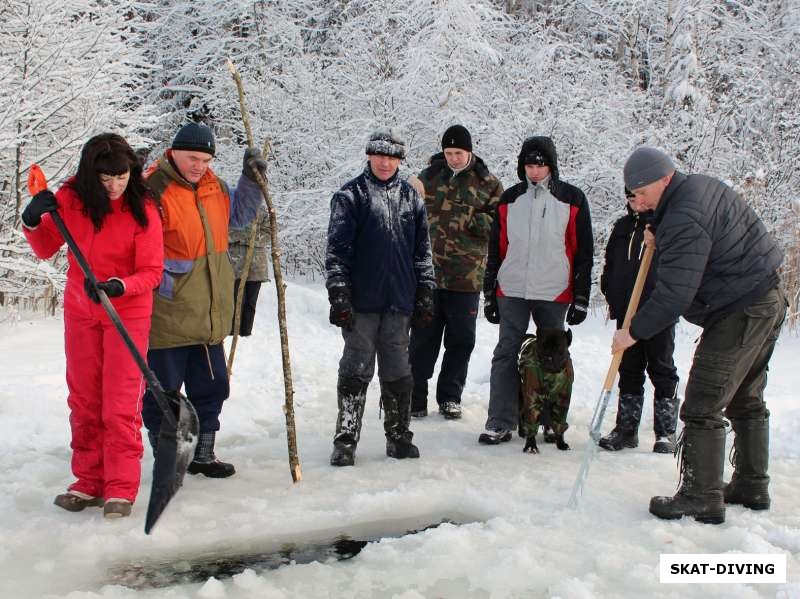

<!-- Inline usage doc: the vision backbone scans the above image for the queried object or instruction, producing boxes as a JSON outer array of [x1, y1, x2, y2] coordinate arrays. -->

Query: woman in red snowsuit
[[22, 134, 163, 518]]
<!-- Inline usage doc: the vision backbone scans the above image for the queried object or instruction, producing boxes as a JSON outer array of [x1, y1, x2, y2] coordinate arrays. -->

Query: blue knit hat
[[172, 123, 216, 156]]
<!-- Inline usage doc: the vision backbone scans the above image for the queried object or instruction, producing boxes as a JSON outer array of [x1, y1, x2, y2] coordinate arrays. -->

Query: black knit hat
[[171, 123, 216, 156], [365, 127, 406, 159], [441, 125, 472, 152]]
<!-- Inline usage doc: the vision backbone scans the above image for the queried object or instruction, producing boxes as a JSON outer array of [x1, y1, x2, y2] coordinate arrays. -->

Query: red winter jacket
[[24, 179, 163, 320]]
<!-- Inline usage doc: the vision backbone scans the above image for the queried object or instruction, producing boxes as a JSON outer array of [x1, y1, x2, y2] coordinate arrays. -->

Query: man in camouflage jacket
[[409, 125, 503, 420]]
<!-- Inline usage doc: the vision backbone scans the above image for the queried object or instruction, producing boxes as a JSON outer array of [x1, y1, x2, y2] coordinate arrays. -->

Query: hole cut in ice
[[108, 512, 479, 590]]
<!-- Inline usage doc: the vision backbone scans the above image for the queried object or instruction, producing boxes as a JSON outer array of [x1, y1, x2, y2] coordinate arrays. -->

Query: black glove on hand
[[328, 286, 354, 331], [21, 190, 58, 228], [412, 286, 435, 327], [566, 296, 588, 325], [484, 293, 500, 324], [84, 278, 125, 304], [243, 148, 268, 181]]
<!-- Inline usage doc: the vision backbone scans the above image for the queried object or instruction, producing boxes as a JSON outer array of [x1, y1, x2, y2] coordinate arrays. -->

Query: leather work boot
[[725, 415, 771, 510], [54, 492, 104, 512], [649, 427, 726, 524]]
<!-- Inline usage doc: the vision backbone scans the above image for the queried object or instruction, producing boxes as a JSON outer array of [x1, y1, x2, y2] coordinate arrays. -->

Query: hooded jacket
[[484, 136, 593, 304], [600, 205, 660, 321], [417, 153, 503, 292], [145, 151, 262, 349]]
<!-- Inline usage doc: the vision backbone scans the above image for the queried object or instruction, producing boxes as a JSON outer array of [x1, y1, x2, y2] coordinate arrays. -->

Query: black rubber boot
[[649, 427, 726, 524], [382, 377, 419, 459], [330, 377, 368, 467], [187, 431, 236, 478], [599, 393, 643, 450], [330, 434, 357, 467], [725, 415, 771, 510]]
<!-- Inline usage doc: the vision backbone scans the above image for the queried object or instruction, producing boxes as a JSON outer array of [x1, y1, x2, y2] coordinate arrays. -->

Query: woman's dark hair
[[71, 133, 154, 231]]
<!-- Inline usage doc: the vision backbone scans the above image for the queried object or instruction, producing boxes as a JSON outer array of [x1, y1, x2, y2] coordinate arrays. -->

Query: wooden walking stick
[[226, 58, 302, 483], [568, 244, 654, 508], [228, 138, 271, 376]]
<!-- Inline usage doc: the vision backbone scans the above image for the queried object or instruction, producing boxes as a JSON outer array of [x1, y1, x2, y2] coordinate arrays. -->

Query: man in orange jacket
[[142, 122, 266, 478]]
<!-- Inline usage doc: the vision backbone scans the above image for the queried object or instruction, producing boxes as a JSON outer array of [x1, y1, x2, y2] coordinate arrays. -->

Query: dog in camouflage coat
[[518, 329, 574, 454]]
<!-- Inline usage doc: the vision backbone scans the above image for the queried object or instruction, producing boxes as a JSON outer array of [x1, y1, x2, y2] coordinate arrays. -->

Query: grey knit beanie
[[172, 123, 216, 156], [365, 127, 406, 159], [624, 146, 674, 190]]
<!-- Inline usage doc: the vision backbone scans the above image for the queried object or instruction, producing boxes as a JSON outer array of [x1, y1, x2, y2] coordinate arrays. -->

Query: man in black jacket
[[612, 146, 786, 524], [599, 190, 679, 454]]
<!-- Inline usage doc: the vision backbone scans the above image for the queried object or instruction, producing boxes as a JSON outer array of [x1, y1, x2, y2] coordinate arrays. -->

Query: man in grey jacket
[[612, 146, 786, 525]]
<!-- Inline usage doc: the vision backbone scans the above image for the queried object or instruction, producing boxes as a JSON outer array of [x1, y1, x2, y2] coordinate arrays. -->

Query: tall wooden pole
[[226, 58, 302, 483]]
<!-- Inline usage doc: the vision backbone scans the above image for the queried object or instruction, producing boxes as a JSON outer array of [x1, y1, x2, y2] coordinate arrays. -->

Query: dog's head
[[535, 328, 572, 373]]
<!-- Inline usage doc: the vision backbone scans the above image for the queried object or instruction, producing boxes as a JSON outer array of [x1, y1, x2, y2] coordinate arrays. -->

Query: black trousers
[[617, 318, 679, 399], [409, 290, 479, 410], [232, 279, 262, 337]]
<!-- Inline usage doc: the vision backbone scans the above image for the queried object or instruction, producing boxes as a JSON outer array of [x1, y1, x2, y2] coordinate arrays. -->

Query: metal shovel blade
[[145, 392, 199, 534]]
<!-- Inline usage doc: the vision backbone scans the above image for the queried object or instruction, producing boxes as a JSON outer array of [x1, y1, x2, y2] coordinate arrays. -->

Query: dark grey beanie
[[171, 123, 216, 156], [624, 146, 674, 190], [365, 127, 406, 159]]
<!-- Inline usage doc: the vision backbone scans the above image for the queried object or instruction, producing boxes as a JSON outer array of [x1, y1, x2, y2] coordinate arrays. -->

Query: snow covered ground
[[1, 280, 798, 599]]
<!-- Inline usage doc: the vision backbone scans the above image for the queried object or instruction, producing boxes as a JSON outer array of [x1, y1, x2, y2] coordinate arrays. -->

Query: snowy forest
[[1, 0, 799, 322]]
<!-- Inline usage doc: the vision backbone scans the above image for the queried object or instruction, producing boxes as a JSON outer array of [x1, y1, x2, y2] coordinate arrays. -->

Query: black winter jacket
[[601, 206, 658, 321], [630, 172, 783, 340], [325, 165, 435, 315]]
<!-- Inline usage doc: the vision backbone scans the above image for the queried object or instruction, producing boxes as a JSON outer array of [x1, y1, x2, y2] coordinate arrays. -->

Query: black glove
[[566, 296, 588, 325], [84, 278, 125, 304], [21, 190, 58, 228], [484, 293, 500, 324], [412, 286, 435, 327], [328, 286, 354, 331], [243, 148, 267, 181]]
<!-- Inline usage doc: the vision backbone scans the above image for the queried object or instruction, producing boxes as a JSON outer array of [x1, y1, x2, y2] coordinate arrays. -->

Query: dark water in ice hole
[[108, 515, 476, 590]]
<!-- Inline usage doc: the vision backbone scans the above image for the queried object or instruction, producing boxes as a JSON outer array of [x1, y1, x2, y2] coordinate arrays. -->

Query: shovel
[[568, 244, 654, 508], [27, 165, 199, 533]]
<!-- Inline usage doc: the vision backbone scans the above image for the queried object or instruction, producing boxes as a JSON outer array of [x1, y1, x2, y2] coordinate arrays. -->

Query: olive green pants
[[682, 286, 786, 429]]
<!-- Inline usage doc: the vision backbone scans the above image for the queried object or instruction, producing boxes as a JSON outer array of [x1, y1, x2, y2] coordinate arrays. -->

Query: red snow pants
[[64, 313, 150, 502]]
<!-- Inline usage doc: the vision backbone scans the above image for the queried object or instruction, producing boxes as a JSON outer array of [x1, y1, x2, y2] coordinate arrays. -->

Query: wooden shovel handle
[[602, 244, 655, 391]]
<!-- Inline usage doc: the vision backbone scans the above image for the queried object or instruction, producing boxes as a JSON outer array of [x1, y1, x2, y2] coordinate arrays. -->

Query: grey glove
[[243, 148, 267, 181]]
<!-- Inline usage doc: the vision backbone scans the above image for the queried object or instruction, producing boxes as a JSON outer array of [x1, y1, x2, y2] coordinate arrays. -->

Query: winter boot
[[330, 377, 368, 467], [103, 498, 132, 519], [653, 392, 679, 453], [438, 401, 462, 420], [187, 432, 236, 478], [653, 433, 677, 454], [54, 491, 103, 512], [382, 377, 419, 459], [649, 427, 726, 524], [599, 393, 643, 451], [725, 415, 771, 510]]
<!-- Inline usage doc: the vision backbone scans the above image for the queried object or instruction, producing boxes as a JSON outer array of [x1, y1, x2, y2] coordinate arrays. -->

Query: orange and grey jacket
[[145, 151, 262, 349]]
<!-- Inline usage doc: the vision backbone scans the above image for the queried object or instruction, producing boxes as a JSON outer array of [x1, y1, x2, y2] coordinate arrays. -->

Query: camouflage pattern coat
[[418, 153, 503, 292], [228, 208, 270, 282], [518, 335, 574, 435]]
